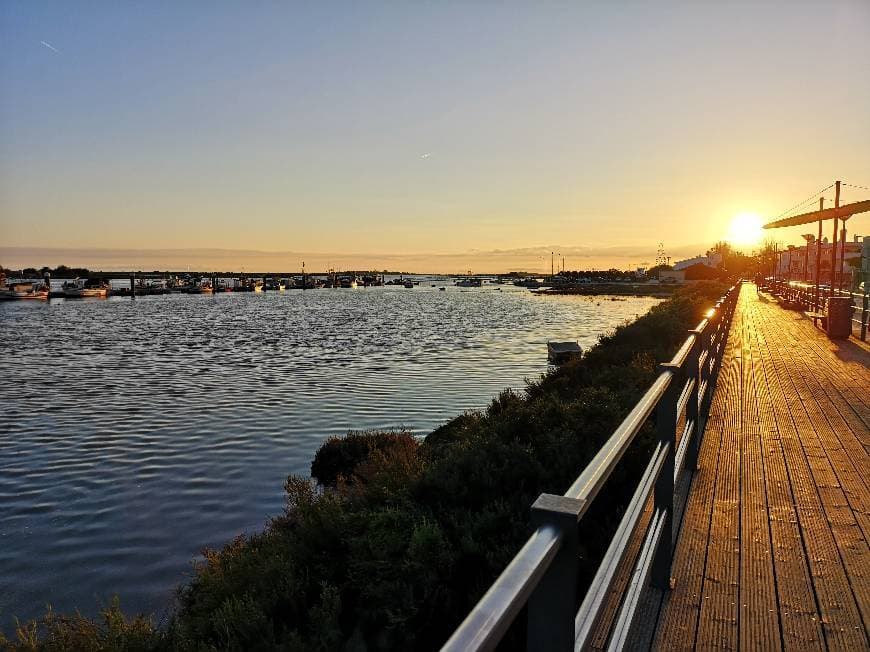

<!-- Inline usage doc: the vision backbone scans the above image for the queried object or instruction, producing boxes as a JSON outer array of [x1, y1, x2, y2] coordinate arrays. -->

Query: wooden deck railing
[[442, 283, 740, 652]]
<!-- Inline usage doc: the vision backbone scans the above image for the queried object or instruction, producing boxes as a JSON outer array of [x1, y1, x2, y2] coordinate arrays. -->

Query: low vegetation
[[1, 282, 727, 651]]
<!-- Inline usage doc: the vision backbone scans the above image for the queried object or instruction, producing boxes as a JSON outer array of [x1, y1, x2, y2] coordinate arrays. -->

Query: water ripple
[[0, 286, 659, 628]]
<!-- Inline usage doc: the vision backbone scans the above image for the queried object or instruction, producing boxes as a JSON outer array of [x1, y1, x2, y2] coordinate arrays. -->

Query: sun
[[726, 212, 763, 248]]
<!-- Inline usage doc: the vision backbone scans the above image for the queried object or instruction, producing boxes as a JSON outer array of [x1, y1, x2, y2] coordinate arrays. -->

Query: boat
[[187, 280, 214, 294], [62, 278, 110, 298], [403, 280, 414, 288], [547, 341, 582, 364], [339, 276, 359, 288], [135, 280, 168, 295], [455, 277, 482, 287], [0, 280, 50, 300], [513, 278, 546, 289]]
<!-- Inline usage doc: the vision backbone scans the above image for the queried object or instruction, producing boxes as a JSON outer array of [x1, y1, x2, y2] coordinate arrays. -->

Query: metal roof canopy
[[763, 199, 870, 229]]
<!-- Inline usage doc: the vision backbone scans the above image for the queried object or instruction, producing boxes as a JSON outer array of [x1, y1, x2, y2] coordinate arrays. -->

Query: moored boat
[[513, 277, 546, 288], [0, 280, 50, 300], [547, 341, 582, 364], [62, 278, 110, 298]]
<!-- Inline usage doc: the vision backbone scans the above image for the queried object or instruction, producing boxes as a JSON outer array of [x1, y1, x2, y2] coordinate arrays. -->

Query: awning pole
[[815, 197, 824, 310]]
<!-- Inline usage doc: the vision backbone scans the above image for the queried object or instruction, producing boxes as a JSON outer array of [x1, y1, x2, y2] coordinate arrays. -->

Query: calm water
[[0, 286, 660, 628]]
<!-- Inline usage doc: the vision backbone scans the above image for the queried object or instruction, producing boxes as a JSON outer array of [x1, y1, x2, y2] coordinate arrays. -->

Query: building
[[775, 234, 864, 287], [659, 269, 685, 283], [673, 251, 723, 271]]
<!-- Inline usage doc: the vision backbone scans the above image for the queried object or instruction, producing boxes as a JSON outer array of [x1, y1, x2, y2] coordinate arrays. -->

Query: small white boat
[[547, 341, 582, 364]]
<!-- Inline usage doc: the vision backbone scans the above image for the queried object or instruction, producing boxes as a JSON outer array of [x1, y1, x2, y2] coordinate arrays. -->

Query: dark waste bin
[[826, 297, 853, 339]]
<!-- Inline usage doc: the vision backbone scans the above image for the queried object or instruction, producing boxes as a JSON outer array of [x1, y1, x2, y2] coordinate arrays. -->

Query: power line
[[841, 182, 870, 191], [773, 182, 836, 219]]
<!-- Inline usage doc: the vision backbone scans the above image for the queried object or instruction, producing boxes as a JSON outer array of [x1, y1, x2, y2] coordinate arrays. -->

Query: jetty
[[443, 283, 869, 650]]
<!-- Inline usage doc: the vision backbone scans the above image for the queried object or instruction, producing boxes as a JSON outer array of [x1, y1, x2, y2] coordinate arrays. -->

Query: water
[[0, 286, 660, 628]]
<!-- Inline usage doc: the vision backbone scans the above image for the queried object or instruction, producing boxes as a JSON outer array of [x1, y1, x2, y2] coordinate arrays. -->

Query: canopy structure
[[764, 199, 870, 229]]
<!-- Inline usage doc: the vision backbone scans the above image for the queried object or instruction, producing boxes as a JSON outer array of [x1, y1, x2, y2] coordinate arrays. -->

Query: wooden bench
[[805, 311, 826, 329]]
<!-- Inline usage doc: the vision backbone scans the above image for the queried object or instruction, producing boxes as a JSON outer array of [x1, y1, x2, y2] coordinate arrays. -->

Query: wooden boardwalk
[[652, 285, 870, 651]]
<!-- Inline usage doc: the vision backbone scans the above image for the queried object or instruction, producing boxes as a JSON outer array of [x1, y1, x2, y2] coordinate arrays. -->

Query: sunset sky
[[2, 1, 869, 272]]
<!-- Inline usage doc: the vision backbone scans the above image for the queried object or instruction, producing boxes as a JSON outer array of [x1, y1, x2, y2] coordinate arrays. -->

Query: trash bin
[[826, 297, 853, 339]]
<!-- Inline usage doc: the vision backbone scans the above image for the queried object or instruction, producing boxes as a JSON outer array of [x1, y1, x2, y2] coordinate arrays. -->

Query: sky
[[2, 1, 869, 273]]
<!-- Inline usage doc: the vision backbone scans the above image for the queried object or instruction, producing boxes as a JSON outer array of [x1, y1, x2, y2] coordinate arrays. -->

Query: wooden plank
[[738, 308, 781, 649], [747, 293, 826, 650], [694, 322, 743, 649]]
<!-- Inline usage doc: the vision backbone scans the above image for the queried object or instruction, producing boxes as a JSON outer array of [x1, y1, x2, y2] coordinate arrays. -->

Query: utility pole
[[801, 234, 813, 284], [551, 251, 554, 278], [837, 179, 848, 291], [815, 197, 824, 310], [831, 180, 840, 296], [841, 218, 850, 291]]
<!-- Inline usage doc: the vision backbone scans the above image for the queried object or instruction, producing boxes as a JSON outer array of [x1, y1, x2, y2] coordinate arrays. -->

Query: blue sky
[[2, 1, 869, 271]]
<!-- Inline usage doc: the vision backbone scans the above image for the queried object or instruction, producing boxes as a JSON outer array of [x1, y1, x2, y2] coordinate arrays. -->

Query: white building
[[673, 251, 723, 271], [775, 234, 864, 287]]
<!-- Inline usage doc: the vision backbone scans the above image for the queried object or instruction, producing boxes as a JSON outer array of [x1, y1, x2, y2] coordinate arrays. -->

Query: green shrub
[[311, 430, 418, 488], [0, 599, 159, 652]]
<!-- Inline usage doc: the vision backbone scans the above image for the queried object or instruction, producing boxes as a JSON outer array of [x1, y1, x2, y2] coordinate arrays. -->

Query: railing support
[[685, 329, 702, 471], [527, 494, 585, 652], [862, 289, 868, 342], [652, 365, 679, 589]]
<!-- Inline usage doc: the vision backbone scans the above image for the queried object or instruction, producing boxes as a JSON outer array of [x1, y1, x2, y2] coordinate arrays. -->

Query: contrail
[[40, 40, 60, 53]]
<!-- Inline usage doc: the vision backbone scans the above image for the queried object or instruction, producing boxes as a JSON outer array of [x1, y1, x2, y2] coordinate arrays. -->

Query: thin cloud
[[40, 40, 60, 53]]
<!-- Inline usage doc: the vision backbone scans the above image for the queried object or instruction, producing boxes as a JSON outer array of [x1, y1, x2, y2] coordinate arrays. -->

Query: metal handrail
[[573, 441, 669, 649], [564, 373, 671, 501], [442, 283, 740, 651], [443, 525, 563, 651]]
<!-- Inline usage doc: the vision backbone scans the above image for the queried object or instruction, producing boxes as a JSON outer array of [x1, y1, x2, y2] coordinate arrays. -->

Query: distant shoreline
[[538, 283, 679, 297]]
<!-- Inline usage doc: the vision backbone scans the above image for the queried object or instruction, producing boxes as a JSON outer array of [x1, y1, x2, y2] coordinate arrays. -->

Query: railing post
[[862, 289, 868, 342], [652, 365, 679, 589], [685, 328, 702, 470], [699, 313, 713, 418], [710, 307, 724, 378], [527, 494, 585, 652]]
